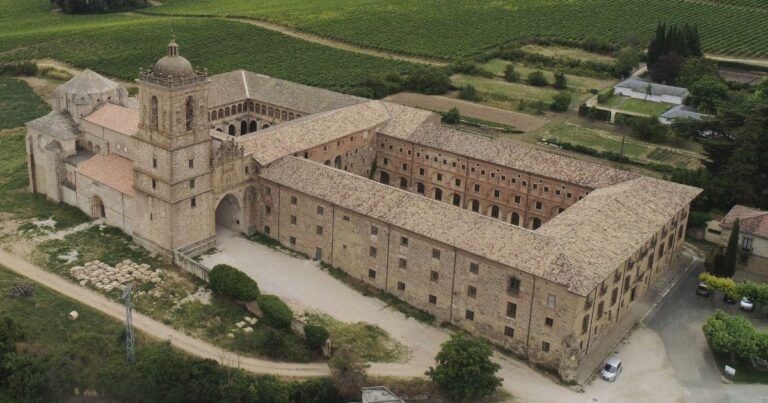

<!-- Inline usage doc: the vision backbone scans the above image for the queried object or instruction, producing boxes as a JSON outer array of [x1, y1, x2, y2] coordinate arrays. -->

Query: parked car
[[723, 294, 737, 304], [696, 282, 711, 297], [601, 356, 623, 382], [740, 297, 754, 312]]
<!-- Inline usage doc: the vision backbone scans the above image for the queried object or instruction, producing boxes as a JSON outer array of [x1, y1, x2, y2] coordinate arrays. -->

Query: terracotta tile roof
[[263, 157, 701, 296], [394, 125, 639, 189], [77, 154, 135, 196], [721, 205, 768, 239], [209, 70, 365, 113], [83, 103, 139, 136]]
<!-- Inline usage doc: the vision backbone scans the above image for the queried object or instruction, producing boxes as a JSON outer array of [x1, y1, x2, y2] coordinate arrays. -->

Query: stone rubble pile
[[69, 259, 163, 292]]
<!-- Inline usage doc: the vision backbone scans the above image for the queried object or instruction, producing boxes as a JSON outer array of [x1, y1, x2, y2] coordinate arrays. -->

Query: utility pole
[[122, 283, 136, 364]]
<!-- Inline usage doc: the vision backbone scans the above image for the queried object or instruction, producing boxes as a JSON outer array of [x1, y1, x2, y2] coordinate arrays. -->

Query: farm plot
[[452, 74, 560, 113], [0, 77, 51, 130], [147, 0, 768, 58]]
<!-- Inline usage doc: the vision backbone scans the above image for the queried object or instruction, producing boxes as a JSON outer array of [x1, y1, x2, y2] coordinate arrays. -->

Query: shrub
[[304, 325, 330, 352], [596, 88, 614, 104], [458, 84, 480, 101], [553, 72, 567, 89], [503, 64, 519, 82], [329, 348, 368, 400], [527, 70, 549, 87], [404, 66, 451, 95], [208, 264, 260, 302], [427, 334, 502, 403], [0, 62, 38, 77], [442, 107, 461, 124], [549, 92, 572, 112], [257, 295, 293, 329]]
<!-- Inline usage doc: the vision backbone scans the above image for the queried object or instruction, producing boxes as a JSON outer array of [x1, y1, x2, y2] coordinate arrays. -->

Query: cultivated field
[[601, 95, 674, 116], [0, 78, 51, 129], [146, 0, 768, 58]]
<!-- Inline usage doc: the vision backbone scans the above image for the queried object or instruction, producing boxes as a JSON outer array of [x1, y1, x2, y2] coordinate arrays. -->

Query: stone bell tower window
[[186, 96, 193, 130], [150, 95, 159, 130]]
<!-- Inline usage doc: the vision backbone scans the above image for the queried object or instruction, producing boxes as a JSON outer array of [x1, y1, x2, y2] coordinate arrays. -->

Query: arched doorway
[[490, 205, 500, 218], [452, 194, 461, 206], [510, 212, 520, 226], [334, 156, 342, 169], [470, 199, 480, 212], [90, 195, 105, 219], [249, 120, 258, 132], [434, 188, 443, 201], [379, 171, 390, 185], [228, 125, 236, 136], [215, 194, 242, 232], [532, 217, 542, 230], [240, 121, 248, 135]]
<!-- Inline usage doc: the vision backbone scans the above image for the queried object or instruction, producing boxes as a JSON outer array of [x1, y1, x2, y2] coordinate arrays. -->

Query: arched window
[[511, 212, 520, 225], [207, 112, 211, 122], [452, 194, 461, 206], [237, 104, 242, 113], [274, 109, 280, 119], [240, 121, 247, 135], [261, 105, 266, 115], [491, 205, 500, 218], [434, 188, 443, 201], [334, 156, 342, 169], [281, 111, 287, 120], [228, 125, 236, 136], [249, 120, 257, 132], [225, 107, 230, 117], [249, 102, 255, 112], [532, 217, 542, 230], [289, 113, 295, 120], [268, 108, 274, 117], [218, 109, 223, 119], [150, 95, 158, 130], [185, 96, 194, 130], [471, 200, 480, 212]]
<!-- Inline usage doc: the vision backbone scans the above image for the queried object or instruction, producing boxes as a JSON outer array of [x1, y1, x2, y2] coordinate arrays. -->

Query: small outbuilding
[[614, 77, 689, 105]]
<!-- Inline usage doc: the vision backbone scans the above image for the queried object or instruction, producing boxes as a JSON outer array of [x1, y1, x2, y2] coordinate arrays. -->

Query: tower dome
[[152, 39, 194, 78]]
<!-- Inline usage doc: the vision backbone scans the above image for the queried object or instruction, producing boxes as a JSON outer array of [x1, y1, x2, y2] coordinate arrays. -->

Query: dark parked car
[[696, 282, 711, 297], [723, 294, 737, 304]]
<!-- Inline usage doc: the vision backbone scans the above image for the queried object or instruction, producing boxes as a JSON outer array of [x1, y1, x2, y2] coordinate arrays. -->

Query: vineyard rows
[[147, 0, 768, 59]]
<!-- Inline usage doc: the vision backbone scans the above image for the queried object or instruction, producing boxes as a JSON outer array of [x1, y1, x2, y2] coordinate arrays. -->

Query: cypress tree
[[723, 219, 740, 278]]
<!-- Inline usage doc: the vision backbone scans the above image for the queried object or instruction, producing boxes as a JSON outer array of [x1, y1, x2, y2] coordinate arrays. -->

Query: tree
[[458, 84, 480, 101], [209, 264, 260, 302], [688, 76, 729, 114], [427, 334, 502, 403], [329, 348, 368, 400], [553, 72, 567, 89], [703, 310, 759, 364], [613, 47, 643, 78], [722, 219, 740, 278], [503, 64, 519, 82], [257, 295, 294, 329], [629, 116, 668, 143], [649, 52, 684, 84], [549, 92, 572, 112], [304, 325, 330, 353], [527, 71, 549, 87], [404, 67, 451, 95], [677, 57, 720, 88], [442, 107, 460, 124]]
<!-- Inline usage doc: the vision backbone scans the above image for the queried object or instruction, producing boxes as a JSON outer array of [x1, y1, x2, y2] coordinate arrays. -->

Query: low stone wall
[[173, 251, 210, 282]]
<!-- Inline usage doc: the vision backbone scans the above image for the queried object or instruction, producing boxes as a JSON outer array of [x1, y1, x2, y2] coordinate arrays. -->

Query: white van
[[601, 356, 623, 382]]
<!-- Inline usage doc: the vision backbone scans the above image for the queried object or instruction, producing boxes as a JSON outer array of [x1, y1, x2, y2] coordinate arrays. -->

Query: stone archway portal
[[215, 194, 242, 232]]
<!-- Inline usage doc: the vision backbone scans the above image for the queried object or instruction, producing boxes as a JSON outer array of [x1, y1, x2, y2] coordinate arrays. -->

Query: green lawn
[[0, 77, 51, 129], [519, 45, 617, 64], [601, 95, 674, 116], [145, 0, 768, 58]]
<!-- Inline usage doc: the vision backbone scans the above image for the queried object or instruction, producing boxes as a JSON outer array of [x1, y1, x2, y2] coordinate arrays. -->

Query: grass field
[[601, 95, 673, 116], [0, 0, 415, 88], [145, 0, 768, 58], [0, 78, 51, 129], [452, 74, 561, 113], [519, 45, 617, 64], [531, 120, 703, 169]]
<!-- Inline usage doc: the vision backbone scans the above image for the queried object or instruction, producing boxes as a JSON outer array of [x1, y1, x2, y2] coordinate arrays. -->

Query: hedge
[[578, 105, 611, 121], [209, 264, 260, 302], [304, 324, 330, 352], [257, 295, 294, 329]]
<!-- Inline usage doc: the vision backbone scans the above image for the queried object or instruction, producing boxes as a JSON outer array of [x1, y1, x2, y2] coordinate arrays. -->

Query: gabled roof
[[660, 104, 712, 121], [77, 154, 135, 196], [83, 103, 139, 136], [26, 111, 78, 141], [615, 77, 689, 98], [721, 205, 768, 239], [56, 69, 119, 95], [208, 70, 365, 113]]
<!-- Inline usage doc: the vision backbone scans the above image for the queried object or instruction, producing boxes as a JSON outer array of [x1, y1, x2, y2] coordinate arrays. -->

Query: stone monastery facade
[[26, 41, 701, 379]]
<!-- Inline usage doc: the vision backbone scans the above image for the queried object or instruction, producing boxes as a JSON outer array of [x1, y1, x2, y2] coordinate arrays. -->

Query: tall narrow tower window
[[185, 96, 193, 130], [150, 96, 159, 130]]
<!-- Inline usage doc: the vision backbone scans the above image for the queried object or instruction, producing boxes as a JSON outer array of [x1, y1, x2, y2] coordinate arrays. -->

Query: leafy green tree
[[703, 310, 759, 364], [404, 67, 451, 95], [427, 334, 502, 403], [442, 107, 461, 124], [329, 347, 368, 400], [257, 295, 294, 329], [209, 264, 260, 302], [688, 77, 729, 114], [629, 116, 668, 143], [613, 48, 643, 78], [677, 58, 720, 88], [649, 52, 684, 84], [527, 71, 549, 87], [723, 219, 740, 278], [503, 64, 519, 82], [549, 92, 572, 112], [304, 325, 330, 353], [553, 72, 567, 89], [458, 84, 480, 101]]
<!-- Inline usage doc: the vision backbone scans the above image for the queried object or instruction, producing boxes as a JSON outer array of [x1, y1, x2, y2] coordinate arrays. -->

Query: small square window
[[533, 183, 538, 190], [494, 189, 501, 198], [506, 302, 517, 318], [343, 215, 350, 221], [398, 258, 407, 269], [437, 173, 443, 181], [514, 195, 521, 204], [369, 246, 377, 257], [400, 236, 408, 246], [402, 163, 408, 171], [542, 341, 550, 352], [419, 168, 425, 176], [189, 179, 195, 189], [536, 201, 543, 210], [469, 262, 479, 274], [188, 159, 194, 169], [290, 215, 297, 225], [432, 248, 441, 260], [316, 225, 323, 235], [474, 184, 480, 192], [317, 206, 324, 215], [289, 236, 296, 246], [371, 225, 379, 236], [429, 295, 437, 305], [545, 317, 554, 327], [291, 196, 297, 205], [368, 269, 376, 279], [430, 270, 440, 282], [383, 158, 389, 165], [566, 192, 573, 199], [465, 310, 475, 321], [455, 179, 461, 186], [467, 285, 477, 298], [397, 281, 406, 291], [504, 326, 515, 338]]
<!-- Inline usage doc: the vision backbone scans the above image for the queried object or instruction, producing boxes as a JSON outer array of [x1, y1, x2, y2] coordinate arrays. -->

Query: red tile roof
[[722, 205, 768, 239], [77, 154, 135, 196]]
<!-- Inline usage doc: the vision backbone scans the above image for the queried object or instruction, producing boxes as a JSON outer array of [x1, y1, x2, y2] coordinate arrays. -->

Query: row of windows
[[208, 102, 302, 122]]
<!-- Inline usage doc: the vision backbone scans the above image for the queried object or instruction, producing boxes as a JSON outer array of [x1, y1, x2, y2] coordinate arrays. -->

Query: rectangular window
[[368, 269, 376, 279], [397, 281, 406, 291], [316, 225, 323, 235], [542, 341, 550, 352], [597, 301, 605, 319], [432, 248, 441, 260], [545, 317, 554, 327], [582, 315, 590, 334], [189, 179, 195, 189], [266, 186, 272, 196], [506, 302, 517, 318], [190, 197, 196, 208], [514, 195, 521, 204], [419, 168, 425, 176], [429, 294, 437, 305], [369, 246, 377, 257], [188, 159, 194, 169], [264, 225, 270, 235], [474, 184, 480, 192], [465, 310, 474, 321], [289, 236, 296, 246], [371, 225, 378, 236], [317, 206, 324, 215], [398, 258, 407, 269], [508, 277, 521, 294], [430, 270, 439, 282], [455, 179, 461, 186], [437, 173, 443, 181], [504, 326, 515, 338], [152, 179, 157, 190], [290, 215, 296, 225], [494, 189, 501, 198], [291, 196, 297, 205], [400, 236, 408, 246], [467, 285, 477, 298], [383, 158, 388, 165], [611, 288, 618, 306], [152, 158, 157, 169], [547, 294, 556, 309], [343, 215, 350, 221], [470, 262, 479, 274], [536, 201, 543, 210], [265, 206, 271, 215], [402, 163, 408, 171]]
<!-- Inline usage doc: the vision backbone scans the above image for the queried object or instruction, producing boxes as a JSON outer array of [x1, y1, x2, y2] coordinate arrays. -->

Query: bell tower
[[132, 38, 215, 258]]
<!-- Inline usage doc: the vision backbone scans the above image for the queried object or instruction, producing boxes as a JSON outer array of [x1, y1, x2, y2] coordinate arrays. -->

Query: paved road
[[646, 260, 768, 403]]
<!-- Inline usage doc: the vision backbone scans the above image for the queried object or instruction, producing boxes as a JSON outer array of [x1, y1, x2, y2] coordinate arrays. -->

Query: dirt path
[[706, 54, 768, 68], [384, 92, 548, 132]]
